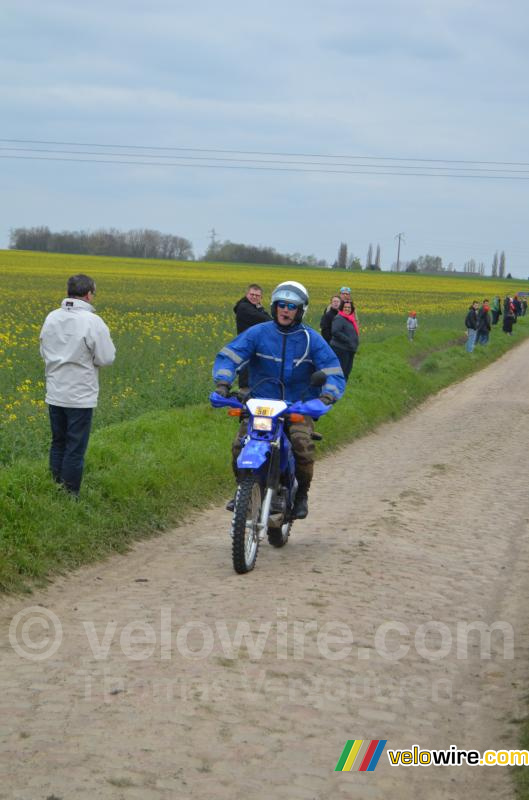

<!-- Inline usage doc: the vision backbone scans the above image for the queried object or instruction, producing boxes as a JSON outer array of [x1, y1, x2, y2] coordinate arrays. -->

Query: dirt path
[[2, 342, 529, 800]]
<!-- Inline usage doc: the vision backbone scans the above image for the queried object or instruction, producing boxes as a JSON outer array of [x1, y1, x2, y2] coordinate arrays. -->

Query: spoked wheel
[[267, 519, 293, 548], [232, 476, 262, 573]]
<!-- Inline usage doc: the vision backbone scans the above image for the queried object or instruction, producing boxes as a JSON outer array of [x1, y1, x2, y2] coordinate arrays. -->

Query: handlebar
[[209, 392, 331, 420]]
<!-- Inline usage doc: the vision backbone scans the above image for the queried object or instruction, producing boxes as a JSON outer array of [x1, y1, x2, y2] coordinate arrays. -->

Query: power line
[[3, 146, 529, 175], [3, 153, 529, 180], [1, 137, 529, 168]]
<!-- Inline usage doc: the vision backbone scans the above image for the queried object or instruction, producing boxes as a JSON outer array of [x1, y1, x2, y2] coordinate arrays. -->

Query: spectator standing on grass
[[339, 285, 360, 326], [503, 296, 515, 335], [40, 274, 116, 496], [476, 302, 491, 345], [233, 284, 271, 390], [513, 295, 523, 318], [491, 296, 502, 326], [320, 295, 341, 342], [339, 286, 352, 304], [321, 286, 360, 329], [406, 311, 418, 341], [465, 301, 479, 353], [330, 300, 359, 381]]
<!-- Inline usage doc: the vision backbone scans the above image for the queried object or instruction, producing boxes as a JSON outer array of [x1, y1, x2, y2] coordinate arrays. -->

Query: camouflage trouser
[[232, 417, 315, 493]]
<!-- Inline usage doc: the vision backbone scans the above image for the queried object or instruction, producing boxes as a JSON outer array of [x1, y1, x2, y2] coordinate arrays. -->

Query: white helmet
[[270, 280, 309, 321]]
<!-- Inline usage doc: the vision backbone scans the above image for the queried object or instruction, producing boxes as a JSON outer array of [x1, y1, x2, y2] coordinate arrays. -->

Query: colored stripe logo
[[335, 739, 388, 772]]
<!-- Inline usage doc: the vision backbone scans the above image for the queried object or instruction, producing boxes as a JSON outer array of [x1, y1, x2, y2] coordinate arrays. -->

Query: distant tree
[[506, 272, 512, 279], [375, 244, 381, 270], [417, 254, 443, 273], [9, 226, 194, 260], [499, 251, 506, 278], [10, 226, 51, 251], [204, 239, 322, 266], [491, 251, 498, 277], [337, 242, 348, 270], [405, 260, 418, 273], [347, 255, 362, 271], [366, 243, 373, 270]]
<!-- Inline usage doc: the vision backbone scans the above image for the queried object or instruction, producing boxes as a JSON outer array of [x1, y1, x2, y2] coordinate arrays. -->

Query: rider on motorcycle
[[213, 280, 345, 519]]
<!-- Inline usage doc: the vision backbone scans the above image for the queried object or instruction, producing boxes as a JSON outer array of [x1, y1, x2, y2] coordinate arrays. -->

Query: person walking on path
[[406, 311, 418, 341], [233, 284, 271, 390], [40, 273, 116, 496], [465, 301, 479, 353], [330, 300, 360, 381]]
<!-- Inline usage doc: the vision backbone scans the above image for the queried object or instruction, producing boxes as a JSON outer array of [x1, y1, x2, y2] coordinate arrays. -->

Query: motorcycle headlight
[[253, 416, 273, 432]]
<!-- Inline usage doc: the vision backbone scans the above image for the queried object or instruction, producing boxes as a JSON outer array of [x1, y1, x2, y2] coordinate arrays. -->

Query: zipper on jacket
[[279, 333, 287, 398]]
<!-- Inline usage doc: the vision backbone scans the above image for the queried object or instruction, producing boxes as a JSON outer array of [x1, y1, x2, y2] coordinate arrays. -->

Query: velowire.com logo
[[335, 739, 388, 772]]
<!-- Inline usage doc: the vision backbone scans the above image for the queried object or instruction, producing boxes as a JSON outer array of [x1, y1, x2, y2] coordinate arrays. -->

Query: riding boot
[[292, 474, 311, 519]]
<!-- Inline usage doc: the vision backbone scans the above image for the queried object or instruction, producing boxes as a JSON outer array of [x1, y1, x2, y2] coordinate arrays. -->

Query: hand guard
[[214, 382, 231, 398]]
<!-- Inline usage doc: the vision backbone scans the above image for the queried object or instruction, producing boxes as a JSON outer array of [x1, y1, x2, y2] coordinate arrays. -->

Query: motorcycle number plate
[[255, 406, 273, 417]]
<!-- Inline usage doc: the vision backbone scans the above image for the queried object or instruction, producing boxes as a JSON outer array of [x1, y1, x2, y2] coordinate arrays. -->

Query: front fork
[[257, 435, 281, 537]]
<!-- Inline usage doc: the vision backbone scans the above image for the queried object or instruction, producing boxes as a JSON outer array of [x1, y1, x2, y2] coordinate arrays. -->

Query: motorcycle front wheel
[[232, 476, 262, 573]]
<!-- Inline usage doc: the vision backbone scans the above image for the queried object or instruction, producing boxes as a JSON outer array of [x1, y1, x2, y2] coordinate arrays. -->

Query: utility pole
[[395, 232, 405, 272]]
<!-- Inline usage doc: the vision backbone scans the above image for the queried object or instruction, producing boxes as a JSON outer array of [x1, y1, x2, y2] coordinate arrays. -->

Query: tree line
[[204, 239, 327, 267], [9, 227, 194, 260], [9, 226, 514, 277], [333, 241, 512, 277], [333, 242, 382, 271]]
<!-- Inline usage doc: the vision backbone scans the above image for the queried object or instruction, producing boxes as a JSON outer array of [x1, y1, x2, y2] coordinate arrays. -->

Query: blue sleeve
[[212, 326, 260, 384], [310, 329, 346, 401]]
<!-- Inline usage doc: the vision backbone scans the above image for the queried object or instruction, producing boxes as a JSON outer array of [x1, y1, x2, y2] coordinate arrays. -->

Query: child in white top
[[407, 311, 418, 341]]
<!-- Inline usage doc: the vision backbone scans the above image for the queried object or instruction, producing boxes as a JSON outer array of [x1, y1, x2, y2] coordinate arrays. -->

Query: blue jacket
[[213, 320, 345, 403]]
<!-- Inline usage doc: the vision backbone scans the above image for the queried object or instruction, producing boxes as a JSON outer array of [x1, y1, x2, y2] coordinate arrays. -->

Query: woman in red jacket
[[330, 300, 359, 381]]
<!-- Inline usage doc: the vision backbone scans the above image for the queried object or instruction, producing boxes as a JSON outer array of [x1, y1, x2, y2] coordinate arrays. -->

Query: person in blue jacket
[[213, 281, 345, 519]]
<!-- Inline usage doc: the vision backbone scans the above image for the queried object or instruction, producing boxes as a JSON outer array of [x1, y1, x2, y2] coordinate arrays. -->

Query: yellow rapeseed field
[[1, 249, 526, 465]]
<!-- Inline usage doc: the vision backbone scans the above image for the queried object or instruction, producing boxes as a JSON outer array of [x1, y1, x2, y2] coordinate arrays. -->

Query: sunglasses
[[277, 301, 299, 310]]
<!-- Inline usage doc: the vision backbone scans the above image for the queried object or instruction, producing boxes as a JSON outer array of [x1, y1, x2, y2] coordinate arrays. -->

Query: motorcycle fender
[[237, 439, 270, 470]]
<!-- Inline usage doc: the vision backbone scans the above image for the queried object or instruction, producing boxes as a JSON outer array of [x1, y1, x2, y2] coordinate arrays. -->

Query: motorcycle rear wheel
[[232, 476, 262, 573]]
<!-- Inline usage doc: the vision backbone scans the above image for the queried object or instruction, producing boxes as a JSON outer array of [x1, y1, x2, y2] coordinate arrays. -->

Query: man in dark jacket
[[476, 302, 491, 345], [320, 295, 341, 342], [465, 301, 479, 353], [233, 284, 271, 388]]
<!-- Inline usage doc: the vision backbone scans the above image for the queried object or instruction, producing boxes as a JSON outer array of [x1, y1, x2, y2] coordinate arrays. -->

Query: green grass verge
[[514, 717, 529, 797], [0, 322, 528, 595]]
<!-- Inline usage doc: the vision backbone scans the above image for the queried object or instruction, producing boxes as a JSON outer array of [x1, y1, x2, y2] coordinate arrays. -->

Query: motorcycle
[[210, 372, 331, 574]]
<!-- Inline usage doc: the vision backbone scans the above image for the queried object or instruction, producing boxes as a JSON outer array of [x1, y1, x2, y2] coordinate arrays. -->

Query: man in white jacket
[[40, 274, 116, 496]]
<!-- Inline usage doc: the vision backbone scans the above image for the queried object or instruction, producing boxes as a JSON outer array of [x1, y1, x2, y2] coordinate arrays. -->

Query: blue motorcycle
[[210, 372, 331, 574]]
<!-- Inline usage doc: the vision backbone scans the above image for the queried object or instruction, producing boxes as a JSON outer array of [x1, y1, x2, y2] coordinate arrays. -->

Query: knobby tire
[[232, 476, 262, 574]]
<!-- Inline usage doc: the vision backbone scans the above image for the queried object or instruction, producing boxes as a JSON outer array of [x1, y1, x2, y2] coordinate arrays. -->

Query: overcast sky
[[2, 0, 529, 276]]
